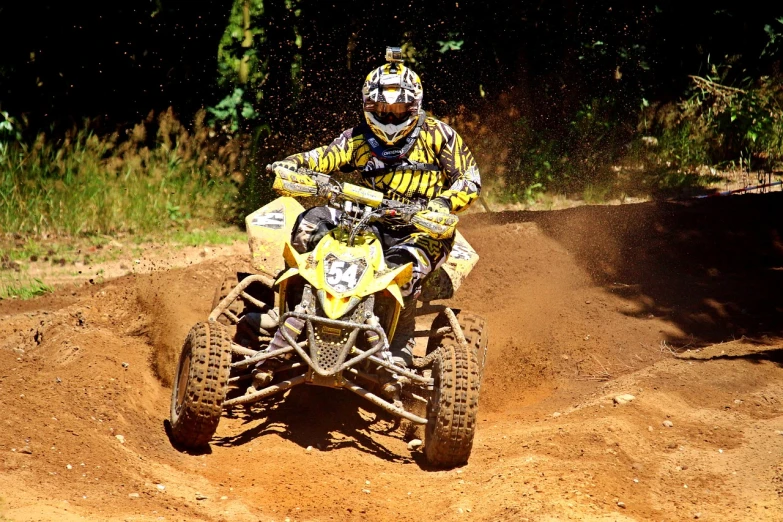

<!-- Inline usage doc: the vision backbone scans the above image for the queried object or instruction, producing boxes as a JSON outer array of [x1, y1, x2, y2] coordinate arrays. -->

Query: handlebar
[[270, 163, 423, 224], [269, 162, 457, 243]]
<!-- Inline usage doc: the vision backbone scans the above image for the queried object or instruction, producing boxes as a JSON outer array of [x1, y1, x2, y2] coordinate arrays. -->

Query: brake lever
[[379, 204, 422, 224], [309, 173, 339, 198]]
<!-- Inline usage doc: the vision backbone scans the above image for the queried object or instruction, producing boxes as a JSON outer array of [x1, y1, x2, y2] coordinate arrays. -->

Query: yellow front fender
[[282, 242, 303, 269], [275, 267, 300, 285], [277, 236, 415, 313], [318, 290, 361, 319], [370, 263, 413, 307], [385, 282, 404, 307]]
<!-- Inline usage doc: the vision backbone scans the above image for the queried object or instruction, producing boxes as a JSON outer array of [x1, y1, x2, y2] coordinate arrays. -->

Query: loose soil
[[1, 193, 782, 521]]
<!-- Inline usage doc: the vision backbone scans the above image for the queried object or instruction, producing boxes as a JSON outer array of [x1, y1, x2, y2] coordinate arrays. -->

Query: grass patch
[[1, 225, 245, 269], [3, 235, 117, 266], [0, 272, 53, 300], [581, 183, 614, 204], [0, 109, 241, 237], [0, 223, 245, 299]]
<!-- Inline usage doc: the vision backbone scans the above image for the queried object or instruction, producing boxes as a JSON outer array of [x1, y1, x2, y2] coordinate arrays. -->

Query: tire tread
[[170, 322, 232, 448], [424, 312, 487, 468]]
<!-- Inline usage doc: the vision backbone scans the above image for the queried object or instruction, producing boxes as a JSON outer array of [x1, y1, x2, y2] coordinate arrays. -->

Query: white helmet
[[361, 55, 423, 146]]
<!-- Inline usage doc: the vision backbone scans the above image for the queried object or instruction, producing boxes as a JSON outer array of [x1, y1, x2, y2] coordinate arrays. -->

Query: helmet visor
[[366, 101, 413, 125]]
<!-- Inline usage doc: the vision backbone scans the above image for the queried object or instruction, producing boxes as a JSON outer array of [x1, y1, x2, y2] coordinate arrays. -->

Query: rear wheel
[[211, 273, 246, 326], [170, 322, 232, 449], [211, 270, 275, 327]]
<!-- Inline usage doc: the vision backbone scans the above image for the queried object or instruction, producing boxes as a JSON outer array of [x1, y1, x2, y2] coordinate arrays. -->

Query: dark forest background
[[2, 1, 783, 236]]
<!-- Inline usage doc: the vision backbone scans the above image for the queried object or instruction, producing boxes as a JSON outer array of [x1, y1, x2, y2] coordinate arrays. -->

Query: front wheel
[[427, 311, 489, 376], [170, 322, 232, 449], [424, 339, 482, 468]]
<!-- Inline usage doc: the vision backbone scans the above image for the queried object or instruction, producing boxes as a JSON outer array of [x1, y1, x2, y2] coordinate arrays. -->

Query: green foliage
[[437, 39, 464, 53], [0, 110, 239, 237], [0, 272, 53, 300], [207, 88, 258, 133], [211, 0, 305, 136], [653, 170, 723, 191], [169, 228, 245, 247], [642, 19, 783, 174], [500, 98, 625, 202], [289, 13, 304, 101], [217, 0, 267, 93], [647, 71, 783, 172], [0, 110, 23, 158], [648, 121, 711, 169], [762, 18, 783, 58], [581, 183, 613, 204], [211, 0, 269, 135]]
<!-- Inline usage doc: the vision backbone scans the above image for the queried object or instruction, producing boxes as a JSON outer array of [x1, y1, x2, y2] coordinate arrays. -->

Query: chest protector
[[357, 114, 441, 178]]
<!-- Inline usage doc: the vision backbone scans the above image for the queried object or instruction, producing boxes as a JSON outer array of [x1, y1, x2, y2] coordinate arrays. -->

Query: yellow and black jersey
[[283, 116, 481, 213]]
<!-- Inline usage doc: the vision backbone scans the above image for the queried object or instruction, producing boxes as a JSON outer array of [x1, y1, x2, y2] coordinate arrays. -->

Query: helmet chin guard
[[362, 112, 426, 163]]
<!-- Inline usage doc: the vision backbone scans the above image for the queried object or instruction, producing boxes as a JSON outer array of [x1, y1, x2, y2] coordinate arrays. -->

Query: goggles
[[365, 101, 413, 125]]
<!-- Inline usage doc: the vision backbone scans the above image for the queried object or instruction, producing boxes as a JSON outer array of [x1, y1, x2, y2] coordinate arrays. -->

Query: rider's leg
[[384, 233, 452, 367], [259, 206, 339, 358], [384, 278, 417, 367], [291, 206, 341, 253]]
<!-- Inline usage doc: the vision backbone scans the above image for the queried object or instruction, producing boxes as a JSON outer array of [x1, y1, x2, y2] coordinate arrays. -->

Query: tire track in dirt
[[1, 194, 782, 521]]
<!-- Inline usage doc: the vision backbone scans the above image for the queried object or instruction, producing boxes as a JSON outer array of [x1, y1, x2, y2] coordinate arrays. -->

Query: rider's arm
[[280, 129, 355, 173], [431, 122, 481, 213]]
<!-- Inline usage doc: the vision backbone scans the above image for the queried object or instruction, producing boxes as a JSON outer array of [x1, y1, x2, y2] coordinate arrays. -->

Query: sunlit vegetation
[[0, 272, 53, 300], [2, 2, 782, 219], [168, 228, 246, 247], [642, 73, 783, 174], [0, 110, 241, 237]]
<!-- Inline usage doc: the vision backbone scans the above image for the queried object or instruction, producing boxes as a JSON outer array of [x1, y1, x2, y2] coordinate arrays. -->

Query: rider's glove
[[270, 161, 318, 198], [412, 201, 458, 240], [427, 197, 451, 214]]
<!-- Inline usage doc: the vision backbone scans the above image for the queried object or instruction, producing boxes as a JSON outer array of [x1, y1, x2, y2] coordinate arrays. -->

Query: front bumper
[[279, 311, 432, 387]]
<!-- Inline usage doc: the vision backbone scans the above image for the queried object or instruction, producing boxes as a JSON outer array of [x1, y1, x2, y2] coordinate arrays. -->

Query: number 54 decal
[[323, 255, 366, 293]]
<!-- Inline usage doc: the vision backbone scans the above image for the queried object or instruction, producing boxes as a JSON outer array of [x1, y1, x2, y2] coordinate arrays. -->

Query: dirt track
[[1, 194, 783, 521]]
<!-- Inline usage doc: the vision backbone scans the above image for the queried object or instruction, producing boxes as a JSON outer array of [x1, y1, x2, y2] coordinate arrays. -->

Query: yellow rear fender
[[246, 196, 305, 277]]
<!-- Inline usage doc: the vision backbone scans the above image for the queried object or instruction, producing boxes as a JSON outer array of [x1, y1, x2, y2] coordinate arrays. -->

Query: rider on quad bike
[[169, 47, 488, 467], [268, 47, 481, 368]]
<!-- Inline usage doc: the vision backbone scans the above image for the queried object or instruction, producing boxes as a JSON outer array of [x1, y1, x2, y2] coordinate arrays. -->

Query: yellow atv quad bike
[[169, 167, 488, 468]]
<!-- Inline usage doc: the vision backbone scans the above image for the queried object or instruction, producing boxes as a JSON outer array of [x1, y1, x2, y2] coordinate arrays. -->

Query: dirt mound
[[1, 194, 782, 521], [134, 261, 231, 387]]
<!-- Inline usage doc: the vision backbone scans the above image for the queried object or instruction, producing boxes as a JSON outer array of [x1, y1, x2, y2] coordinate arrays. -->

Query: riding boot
[[266, 313, 304, 353], [389, 296, 417, 367]]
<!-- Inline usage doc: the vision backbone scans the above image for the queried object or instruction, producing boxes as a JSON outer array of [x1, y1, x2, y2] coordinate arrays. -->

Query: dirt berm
[[1, 193, 782, 521]]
